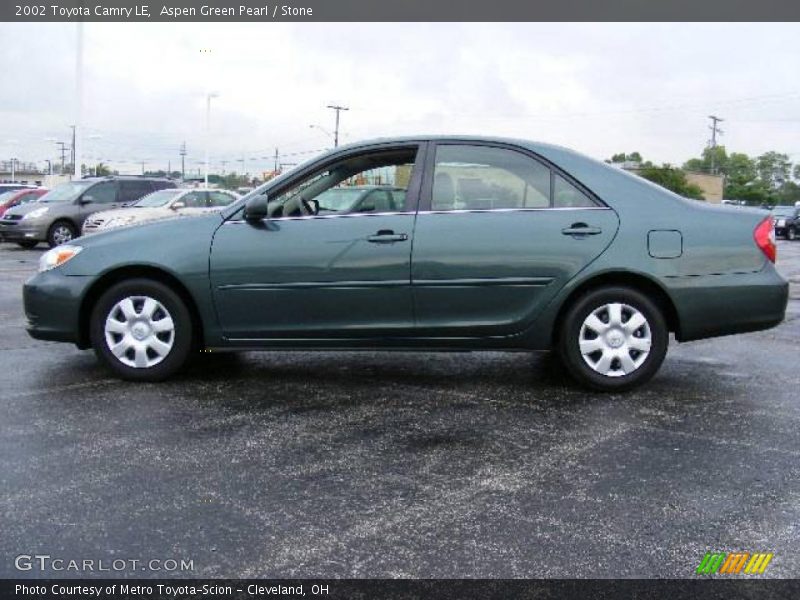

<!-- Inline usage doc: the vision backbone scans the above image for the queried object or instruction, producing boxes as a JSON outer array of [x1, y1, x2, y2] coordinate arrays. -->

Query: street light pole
[[204, 92, 218, 188], [74, 21, 83, 179]]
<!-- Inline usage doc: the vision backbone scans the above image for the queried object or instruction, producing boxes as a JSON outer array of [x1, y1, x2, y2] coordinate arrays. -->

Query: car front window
[[316, 188, 365, 213], [266, 148, 418, 218]]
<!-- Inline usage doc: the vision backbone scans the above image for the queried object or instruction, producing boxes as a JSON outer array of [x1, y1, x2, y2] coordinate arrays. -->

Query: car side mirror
[[171, 201, 186, 210], [244, 194, 269, 221], [79, 195, 94, 205]]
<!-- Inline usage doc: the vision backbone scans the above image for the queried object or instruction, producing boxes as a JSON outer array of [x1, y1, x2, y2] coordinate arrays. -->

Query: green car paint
[[22, 137, 789, 388]]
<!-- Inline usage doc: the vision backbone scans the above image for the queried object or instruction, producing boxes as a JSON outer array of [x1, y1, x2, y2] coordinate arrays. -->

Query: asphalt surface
[[1, 240, 799, 579]]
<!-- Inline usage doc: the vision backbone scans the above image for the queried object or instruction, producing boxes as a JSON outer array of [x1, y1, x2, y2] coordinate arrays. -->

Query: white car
[[82, 188, 239, 235]]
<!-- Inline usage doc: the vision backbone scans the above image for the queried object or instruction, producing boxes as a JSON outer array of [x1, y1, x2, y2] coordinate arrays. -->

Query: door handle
[[562, 223, 602, 236], [367, 229, 408, 243]]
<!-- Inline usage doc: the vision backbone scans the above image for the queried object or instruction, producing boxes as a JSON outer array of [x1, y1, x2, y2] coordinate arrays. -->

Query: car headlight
[[39, 245, 83, 273], [105, 215, 136, 228], [22, 206, 49, 220]]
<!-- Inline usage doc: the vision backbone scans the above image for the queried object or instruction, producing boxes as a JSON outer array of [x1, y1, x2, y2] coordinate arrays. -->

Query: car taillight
[[754, 216, 776, 263]]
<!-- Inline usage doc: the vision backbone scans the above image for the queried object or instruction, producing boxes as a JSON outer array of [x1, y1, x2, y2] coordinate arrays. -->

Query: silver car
[[82, 188, 239, 235], [0, 176, 175, 247]]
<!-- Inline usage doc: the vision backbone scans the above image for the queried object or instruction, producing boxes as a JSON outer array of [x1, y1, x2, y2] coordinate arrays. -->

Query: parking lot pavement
[[0, 241, 799, 579]]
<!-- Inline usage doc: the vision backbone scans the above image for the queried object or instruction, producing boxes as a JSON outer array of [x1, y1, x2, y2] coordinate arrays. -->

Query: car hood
[[3, 201, 49, 217], [92, 206, 174, 222]]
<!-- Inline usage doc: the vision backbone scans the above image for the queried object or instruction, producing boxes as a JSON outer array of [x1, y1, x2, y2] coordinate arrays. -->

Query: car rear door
[[411, 142, 620, 338]]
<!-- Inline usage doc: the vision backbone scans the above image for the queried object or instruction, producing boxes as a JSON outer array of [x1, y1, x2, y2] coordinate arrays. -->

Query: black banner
[[3, 0, 800, 22], [3, 580, 800, 600]]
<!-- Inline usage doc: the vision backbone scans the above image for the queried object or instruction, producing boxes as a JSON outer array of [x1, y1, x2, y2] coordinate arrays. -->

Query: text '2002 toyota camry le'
[[23, 137, 789, 391]]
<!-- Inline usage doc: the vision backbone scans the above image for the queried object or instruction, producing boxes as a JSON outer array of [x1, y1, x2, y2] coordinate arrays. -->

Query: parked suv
[[772, 205, 800, 240], [0, 176, 175, 248]]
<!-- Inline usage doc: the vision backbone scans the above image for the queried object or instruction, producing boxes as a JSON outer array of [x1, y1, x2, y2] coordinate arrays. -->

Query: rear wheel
[[89, 279, 193, 381], [557, 286, 668, 391], [47, 220, 76, 247], [16, 240, 38, 249]]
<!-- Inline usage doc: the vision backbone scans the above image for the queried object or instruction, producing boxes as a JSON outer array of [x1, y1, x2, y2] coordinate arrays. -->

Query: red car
[[0, 187, 47, 218]]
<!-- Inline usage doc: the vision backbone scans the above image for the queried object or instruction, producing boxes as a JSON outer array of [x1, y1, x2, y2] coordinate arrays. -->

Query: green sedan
[[23, 137, 789, 391]]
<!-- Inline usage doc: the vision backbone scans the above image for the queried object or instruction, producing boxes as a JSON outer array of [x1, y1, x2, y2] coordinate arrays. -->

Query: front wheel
[[89, 279, 193, 381], [557, 286, 668, 392], [47, 220, 77, 247]]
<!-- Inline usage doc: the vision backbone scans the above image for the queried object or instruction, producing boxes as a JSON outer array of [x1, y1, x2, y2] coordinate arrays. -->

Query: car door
[[78, 181, 120, 225], [118, 180, 155, 206], [208, 190, 237, 210], [174, 191, 209, 216], [411, 142, 620, 337], [209, 143, 425, 341]]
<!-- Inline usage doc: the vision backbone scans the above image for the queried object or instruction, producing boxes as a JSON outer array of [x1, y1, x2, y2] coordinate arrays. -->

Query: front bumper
[[23, 270, 95, 346], [0, 219, 48, 242]]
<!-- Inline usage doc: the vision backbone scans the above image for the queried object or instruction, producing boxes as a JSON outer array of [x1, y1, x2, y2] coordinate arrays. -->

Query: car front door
[[411, 142, 620, 338], [78, 181, 119, 225], [173, 191, 209, 216], [209, 144, 425, 341]]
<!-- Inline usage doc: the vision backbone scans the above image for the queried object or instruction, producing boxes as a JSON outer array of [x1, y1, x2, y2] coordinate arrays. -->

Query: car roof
[[80, 176, 174, 182]]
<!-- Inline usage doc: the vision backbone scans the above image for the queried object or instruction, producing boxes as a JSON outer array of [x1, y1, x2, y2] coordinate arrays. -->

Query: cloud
[[0, 22, 798, 174]]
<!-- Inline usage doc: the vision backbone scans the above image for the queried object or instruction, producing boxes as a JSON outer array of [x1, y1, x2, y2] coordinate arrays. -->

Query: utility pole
[[708, 115, 724, 174], [141, 161, 145, 175], [327, 104, 349, 148], [274, 148, 279, 172], [179, 141, 187, 180], [57, 142, 68, 173], [45, 159, 52, 176], [10, 158, 16, 182], [70, 125, 76, 172], [220, 159, 227, 175]]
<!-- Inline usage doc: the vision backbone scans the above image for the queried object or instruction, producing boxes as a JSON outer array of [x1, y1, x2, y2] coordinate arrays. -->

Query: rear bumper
[[23, 270, 94, 346], [669, 265, 789, 342]]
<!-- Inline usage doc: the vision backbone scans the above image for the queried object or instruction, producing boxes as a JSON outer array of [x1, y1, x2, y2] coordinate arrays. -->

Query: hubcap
[[579, 302, 652, 378], [52, 225, 73, 245], [104, 296, 175, 368]]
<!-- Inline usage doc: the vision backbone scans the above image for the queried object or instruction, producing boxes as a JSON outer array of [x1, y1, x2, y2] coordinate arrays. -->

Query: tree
[[608, 152, 642, 164], [682, 145, 728, 174], [755, 151, 791, 191], [637, 165, 705, 200]]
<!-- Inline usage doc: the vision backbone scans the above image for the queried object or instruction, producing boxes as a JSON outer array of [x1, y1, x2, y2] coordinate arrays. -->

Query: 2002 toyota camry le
[[23, 137, 789, 391]]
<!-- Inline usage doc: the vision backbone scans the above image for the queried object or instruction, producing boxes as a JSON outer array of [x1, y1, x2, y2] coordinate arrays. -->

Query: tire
[[47, 220, 77, 247], [788, 227, 797, 241], [557, 286, 668, 392], [89, 279, 193, 381], [17, 240, 38, 249]]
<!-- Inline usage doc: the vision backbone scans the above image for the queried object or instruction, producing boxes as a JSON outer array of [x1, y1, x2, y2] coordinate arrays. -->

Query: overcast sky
[[1, 22, 798, 175]]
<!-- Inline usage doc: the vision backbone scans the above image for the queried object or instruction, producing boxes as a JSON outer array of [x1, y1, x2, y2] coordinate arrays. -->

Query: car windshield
[[38, 181, 94, 203], [133, 189, 182, 207], [316, 188, 365, 212]]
